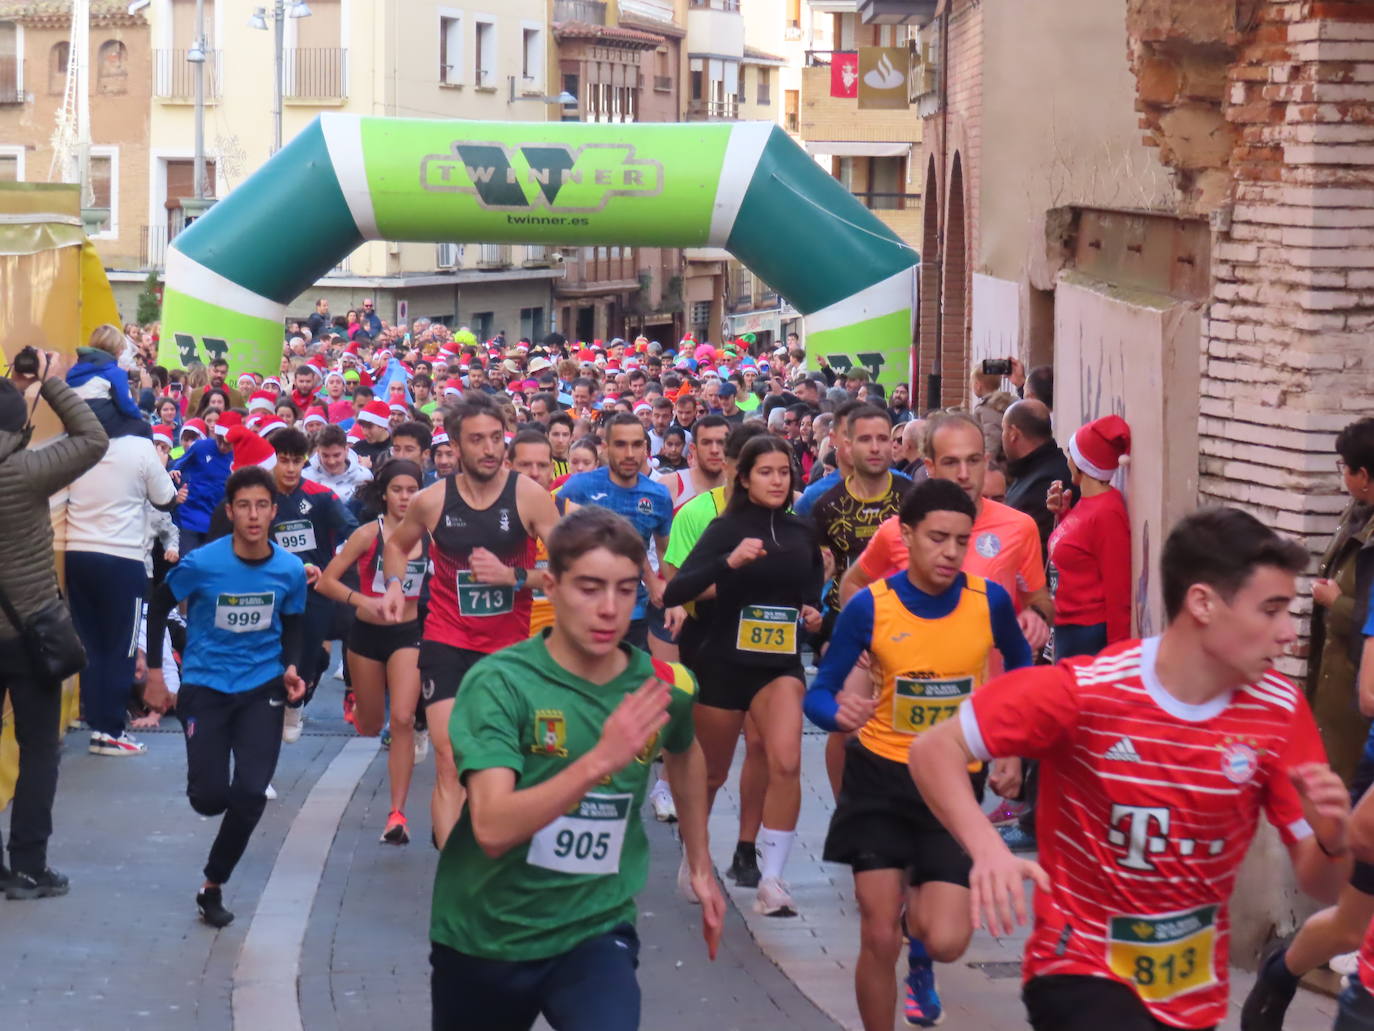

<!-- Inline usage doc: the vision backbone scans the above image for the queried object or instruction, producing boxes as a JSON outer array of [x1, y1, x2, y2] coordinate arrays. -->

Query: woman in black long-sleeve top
[[664, 434, 823, 916]]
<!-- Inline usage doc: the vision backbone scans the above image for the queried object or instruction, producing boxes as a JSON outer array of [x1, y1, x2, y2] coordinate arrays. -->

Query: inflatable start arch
[[160, 114, 918, 382]]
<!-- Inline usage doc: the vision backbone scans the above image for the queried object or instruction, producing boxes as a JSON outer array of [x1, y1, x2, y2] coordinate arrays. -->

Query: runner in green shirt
[[431, 505, 724, 1031]]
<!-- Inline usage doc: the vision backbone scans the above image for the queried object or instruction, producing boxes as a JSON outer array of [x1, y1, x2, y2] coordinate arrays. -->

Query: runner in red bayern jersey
[[909, 507, 1353, 1031]]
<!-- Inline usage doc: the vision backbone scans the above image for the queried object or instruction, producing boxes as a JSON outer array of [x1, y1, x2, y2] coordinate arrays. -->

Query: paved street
[[0, 674, 1343, 1030]]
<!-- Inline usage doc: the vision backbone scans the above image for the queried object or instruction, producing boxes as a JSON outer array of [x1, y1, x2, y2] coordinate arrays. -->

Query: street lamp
[[248, 1, 312, 154]]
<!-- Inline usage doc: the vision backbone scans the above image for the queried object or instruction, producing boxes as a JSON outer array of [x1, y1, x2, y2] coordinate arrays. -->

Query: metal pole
[[193, 0, 205, 198], [273, 0, 284, 153]]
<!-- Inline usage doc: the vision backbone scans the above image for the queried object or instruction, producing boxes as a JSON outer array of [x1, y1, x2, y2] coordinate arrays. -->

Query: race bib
[[1106, 905, 1217, 1003], [214, 592, 274, 634], [531, 557, 550, 601], [373, 558, 427, 598], [892, 676, 972, 735], [456, 570, 515, 617], [526, 793, 632, 876], [736, 605, 799, 655], [273, 519, 317, 555], [1047, 561, 1060, 597]]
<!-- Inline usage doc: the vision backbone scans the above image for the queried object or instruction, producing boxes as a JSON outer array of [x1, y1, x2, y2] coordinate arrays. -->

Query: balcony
[[522, 245, 553, 268], [153, 49, 221, 102], [857, 193, 922, 245], [477, 244, 512, 269], [553, 0, 607, 24], [284, 48, 347, 102], [139, 224, 174, 270], [620, 0, 677, 21], [686, 97, 739, 121], [798, 64, 919, 142], [689, 0, 740, 9], [858, 0, 938, 26], [558, 247, 639, 295]]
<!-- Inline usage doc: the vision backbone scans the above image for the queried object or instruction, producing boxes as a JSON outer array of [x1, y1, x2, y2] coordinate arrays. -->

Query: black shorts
[[348, 618, 421, 663], [419, 641, 488, 708], [1351, 753, 1374, 895], [1023, 974, 1216, 1031], [822, 738, 984, 887], [645, 603, 676, 644], [692, 661, 805, 712]]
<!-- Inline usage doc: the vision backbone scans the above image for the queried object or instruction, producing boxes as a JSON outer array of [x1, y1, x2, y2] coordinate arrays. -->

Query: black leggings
[[179, 679, 285, 885]]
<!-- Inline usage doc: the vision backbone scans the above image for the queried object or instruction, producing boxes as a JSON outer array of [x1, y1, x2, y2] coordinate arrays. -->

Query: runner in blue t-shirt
[[144, 465, 308, 929], [557, 414, 673, 649]]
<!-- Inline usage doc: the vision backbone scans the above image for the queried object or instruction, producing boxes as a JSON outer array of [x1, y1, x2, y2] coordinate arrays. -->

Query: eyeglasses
[[1338, 458, 1350, 474]]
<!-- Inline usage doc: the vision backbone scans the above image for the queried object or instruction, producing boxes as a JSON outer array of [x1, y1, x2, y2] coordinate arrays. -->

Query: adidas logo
[[1104, 737, 1141, 763]]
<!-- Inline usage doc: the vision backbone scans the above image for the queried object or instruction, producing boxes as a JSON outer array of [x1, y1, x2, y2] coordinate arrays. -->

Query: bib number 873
[[748, 626, 787, 647], [553, 829, 611, 862]]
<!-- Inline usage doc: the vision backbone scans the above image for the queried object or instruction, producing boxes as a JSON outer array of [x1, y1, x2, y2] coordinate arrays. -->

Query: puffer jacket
[[0, 378, 108, 643]]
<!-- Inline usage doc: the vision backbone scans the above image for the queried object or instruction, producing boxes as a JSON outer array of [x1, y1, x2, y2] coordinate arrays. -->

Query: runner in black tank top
[[377, 396, 562, 849]]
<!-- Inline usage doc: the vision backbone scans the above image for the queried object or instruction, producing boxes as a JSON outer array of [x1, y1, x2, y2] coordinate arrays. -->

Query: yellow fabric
[[858, 574, 993, 764]]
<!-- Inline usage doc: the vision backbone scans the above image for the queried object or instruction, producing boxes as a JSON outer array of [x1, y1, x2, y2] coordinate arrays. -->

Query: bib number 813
[[553, 829, 611, 862], [1133, 948, 1197, 988]]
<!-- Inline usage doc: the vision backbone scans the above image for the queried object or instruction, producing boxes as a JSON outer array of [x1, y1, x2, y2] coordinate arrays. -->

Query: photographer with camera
[[0, 346, 108, 900]]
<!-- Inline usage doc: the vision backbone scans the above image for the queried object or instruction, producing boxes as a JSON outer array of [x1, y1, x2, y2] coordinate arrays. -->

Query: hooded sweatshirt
[[304, 447, 373, 504]]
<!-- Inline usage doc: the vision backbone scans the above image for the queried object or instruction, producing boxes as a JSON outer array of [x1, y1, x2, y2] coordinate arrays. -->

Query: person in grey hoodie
[[303, 423, 372, 504], [0, 350, 108, 900]]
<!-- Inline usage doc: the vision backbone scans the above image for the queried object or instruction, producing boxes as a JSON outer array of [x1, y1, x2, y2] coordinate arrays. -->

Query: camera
[[981, 358, 1012, 377], [12, 346, 40, 378]]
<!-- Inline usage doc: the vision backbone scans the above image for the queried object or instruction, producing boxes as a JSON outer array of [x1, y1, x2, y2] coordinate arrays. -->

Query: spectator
[[66, 325, 142, 424], [359, 299, 383, 337], [307, 297, 331, 338], [1307, 417, 1374, 781], [0, 352, 108, 898], [970, 368, 1012, 458], [188, 358, 242, 412], [892, 418, 928, 482], [1001, 398, 1071, 560], [887, 382, 915, 425], [1045, 415, 1133, 660], [66, 376, 181, 757]]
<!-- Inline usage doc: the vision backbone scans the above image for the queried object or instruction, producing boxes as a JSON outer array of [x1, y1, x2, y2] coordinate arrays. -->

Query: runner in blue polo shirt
[[557, 414, 673, 650], [143, 465, 308, 929]]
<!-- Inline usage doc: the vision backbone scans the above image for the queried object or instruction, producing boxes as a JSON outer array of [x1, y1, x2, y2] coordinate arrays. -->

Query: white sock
[[757, 826, 795, 881]]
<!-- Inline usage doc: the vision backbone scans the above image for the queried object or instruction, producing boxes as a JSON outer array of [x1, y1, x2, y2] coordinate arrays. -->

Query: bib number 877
[[554, 829, 612, 862]]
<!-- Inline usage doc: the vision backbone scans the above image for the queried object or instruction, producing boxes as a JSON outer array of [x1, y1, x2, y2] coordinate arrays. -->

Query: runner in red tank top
[[380, 395, 562, 848], [909, 508, 1353, 1031]]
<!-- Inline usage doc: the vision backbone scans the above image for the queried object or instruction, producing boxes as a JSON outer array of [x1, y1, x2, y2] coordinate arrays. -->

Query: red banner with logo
[[831, 52, 859, 99]]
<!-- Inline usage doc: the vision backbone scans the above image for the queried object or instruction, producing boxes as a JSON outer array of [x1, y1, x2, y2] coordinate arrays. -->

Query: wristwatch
[[512, 566, 529, 590]]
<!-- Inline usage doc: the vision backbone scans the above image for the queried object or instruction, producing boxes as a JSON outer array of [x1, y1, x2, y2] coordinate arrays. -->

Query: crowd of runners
[[10, 315, 1374, 1031]]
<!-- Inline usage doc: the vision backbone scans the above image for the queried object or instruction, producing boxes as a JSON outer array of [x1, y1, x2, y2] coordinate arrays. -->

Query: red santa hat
[[442, 378, 464, 397], [226, 425, 277, 471], [389, 402, 409, 416], [305, 355, 327, 372], [258, 417, 287, 439], [214, 411, 243, 437], [151, 424, 174, 448], [633, 402, 652, 414], [181, 418, 208, 441], [303, 407, 328, 428], [245, 413, 266, 433], [356, 399, 392, 429], [262, 376, 282, 392], [347, 422, 366, 443], [247, 390, 276, 414], [431, 431, 450, 447], [1070, 414, 1132, 481]]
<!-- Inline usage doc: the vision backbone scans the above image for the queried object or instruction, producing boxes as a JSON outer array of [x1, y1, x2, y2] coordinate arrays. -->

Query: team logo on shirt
[[635, 731, 660, 766], [533, 709, 569, 757], [975, 532, 1002, 559], [637, 496, 655, 516], [499, 508, 511, 533], [299, 499, 312, 515], [1219, 738, 1260, 785]]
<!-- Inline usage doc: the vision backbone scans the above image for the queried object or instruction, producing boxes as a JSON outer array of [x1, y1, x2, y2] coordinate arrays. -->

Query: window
[[522, 26, 541, 83], [756, 67, 770, 105], [786, 0, 801, 28], [784, 88, 799, 132], [49, 41, 69, 94], [474, 20, 495, 88], [690, 68, 702, 100], [97, 40, 128, 94], [520, 306, 545, 342], [439, 14, 462, 84], [690, 300, 711, 328], [0, 148, 22, 182], [470, 311, 493, 341], [87, 149, 116, 237], [0, 22, 20, 102]]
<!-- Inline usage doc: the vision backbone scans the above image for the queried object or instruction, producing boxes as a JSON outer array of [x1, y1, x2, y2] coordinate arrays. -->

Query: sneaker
[[753, 876, 798, 917], [330, 661, 345, 680], [998, 824, 1037, 853], [381, 809, 410, 845], [1331, 950, 1360, 977], [342, 689, 356, 727], [649, 779, 677, 823], [196, 886, 234, 928], [282, 707, 304, 744], [413, 728, 430, 763], [380, 725, 391, 749], [89, 731, 147, 756], [987, 801, 1025, 827], [677, 856, 700, 904], [1241, 945, 1299, 1031], [726, 842, 761, 888], [904, 955, 944, 1027], [264, 783, 278, 801], [5, 867, 69, 900]]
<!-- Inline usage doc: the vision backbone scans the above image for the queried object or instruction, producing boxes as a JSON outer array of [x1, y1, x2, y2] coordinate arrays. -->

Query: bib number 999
[[224, 610, 262, 628]]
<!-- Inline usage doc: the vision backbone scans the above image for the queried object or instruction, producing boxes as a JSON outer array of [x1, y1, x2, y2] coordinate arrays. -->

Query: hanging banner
[[831, 52, 859, 99], [858, 46, 909, 110]]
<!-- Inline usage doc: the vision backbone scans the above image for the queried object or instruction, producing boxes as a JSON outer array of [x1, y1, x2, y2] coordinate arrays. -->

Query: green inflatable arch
[[160, 114, 918, 383]]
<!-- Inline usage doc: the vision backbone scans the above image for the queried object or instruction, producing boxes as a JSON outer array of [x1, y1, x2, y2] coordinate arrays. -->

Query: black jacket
[[1004, 439, 1071, 561]]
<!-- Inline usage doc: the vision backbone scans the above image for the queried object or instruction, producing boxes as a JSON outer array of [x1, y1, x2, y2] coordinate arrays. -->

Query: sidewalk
[[707, 729, 1340, 1031]]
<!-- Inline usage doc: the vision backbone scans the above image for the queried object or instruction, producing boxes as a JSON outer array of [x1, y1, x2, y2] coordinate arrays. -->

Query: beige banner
[[858, 46, 910, 111]]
